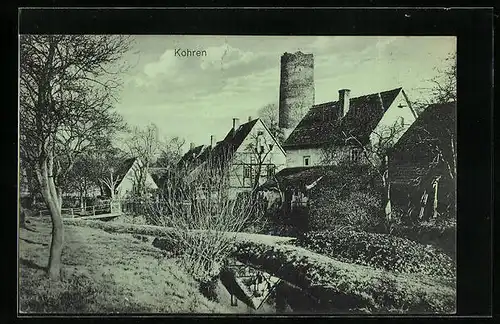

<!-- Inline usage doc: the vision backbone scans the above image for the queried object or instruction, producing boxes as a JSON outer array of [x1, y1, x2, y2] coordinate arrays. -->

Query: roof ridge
[[312, 87, 402, 107]]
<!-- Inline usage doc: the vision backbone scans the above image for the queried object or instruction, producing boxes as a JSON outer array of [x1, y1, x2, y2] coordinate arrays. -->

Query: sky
[[115, 36, 456, 152]]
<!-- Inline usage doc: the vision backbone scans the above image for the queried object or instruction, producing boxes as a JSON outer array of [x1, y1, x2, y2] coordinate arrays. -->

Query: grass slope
[[18, 217, 235, 314], [60, 217, 456, 314]]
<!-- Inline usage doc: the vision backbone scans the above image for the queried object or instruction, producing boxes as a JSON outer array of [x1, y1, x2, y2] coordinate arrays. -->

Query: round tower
[[278, 51, 315, 137]]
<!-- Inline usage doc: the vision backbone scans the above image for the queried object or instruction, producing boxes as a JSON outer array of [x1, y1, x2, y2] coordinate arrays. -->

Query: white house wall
[[286, 147, 323, 167], [370, 91, 416, 149], [286, 145, 362, 167], [116, 159, 159, 198], [228, 119, 287, 198]]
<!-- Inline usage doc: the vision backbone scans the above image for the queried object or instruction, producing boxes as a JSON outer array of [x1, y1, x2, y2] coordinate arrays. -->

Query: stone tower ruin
[[278, 51, 315, 139]]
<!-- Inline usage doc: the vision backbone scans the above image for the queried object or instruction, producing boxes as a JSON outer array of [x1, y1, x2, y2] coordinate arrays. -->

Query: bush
[[309, 190, 384, 232], [32, 201, 48, 212], [231, 239, 455, 313], [303, 164, 386, 232], [385, 219, 456, 260], [63, 218, 455, 313], [292, 228, 455, 278]]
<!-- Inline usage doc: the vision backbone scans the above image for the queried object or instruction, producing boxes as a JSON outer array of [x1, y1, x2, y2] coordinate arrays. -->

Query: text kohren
[[174, 49, 208, 57]]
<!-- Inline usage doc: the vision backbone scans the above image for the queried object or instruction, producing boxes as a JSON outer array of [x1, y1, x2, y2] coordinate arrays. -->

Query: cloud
[[124, 43, 279, 109], [115, 35, 457, 148]]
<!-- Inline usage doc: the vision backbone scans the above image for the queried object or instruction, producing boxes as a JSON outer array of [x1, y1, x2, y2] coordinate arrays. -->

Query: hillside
[[18, 217, 263, 314]]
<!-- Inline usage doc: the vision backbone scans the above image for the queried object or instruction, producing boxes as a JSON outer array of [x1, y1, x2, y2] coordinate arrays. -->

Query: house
[[388, 101, 456, 222], [282, 87, 418, 167], [108, 157, 159, 199], [177, 142, 213, 170], [177, 117, 287, 199], [277, 51, 417, 168], [257, 164, 381, 232]]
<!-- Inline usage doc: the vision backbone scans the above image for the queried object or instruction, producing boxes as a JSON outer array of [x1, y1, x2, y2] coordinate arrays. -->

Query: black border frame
[[12, 6, 494, 321]]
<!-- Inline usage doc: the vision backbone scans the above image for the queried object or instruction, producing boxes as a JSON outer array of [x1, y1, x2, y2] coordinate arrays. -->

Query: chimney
[[210, 135, 216, 147], [189, 142, 195, 150], [338, 89, 351, 118], [248, 116, 252, 122], [232, 118, 240, 131]]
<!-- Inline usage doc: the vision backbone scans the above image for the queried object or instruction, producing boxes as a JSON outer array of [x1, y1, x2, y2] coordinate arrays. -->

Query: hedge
[[291, 229, 456, 278], [231, 239, 455, 314], [60, 218, 456, 313], [386, 223, 456, 260]]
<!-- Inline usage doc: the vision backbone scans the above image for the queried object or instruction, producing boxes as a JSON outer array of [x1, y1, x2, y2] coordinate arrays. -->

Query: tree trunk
[[381, 156, 392, 222], [19, 206, 26, 228], [432, 176, 441, 219], [36, 156, 64, 281], [385, 182, 392, 222], [418, 189, 429, 221], [79, 189, 84, 212]]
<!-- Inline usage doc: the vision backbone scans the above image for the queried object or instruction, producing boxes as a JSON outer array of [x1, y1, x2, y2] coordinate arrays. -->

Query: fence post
[[39, 210, 42, 217], [92, 206, 95, 216], [70, 208, 74, 218]]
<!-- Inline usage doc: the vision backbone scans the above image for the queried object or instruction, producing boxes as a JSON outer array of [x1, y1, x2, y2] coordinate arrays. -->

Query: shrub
[[63, 218, 455, 313], [292, 228, 455, 278], [385, 219, 456, 260], [309, 190, 384, 232], [304, 164, 386, 232], [231, 239, 455, 313]]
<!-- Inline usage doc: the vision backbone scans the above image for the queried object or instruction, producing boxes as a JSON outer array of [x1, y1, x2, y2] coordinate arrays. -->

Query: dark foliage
[[292, 228, 455, 278]]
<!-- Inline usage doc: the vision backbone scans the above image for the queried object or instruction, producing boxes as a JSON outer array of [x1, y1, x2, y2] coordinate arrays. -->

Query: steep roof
[[177, 119, 261, 168], [177, 145, 206, 166], [114, 157, 138, 188], [211, 118, 260, 161], [258, 164, 376, 192], [389, 101, 457, 187], [283, 88, 404, 149]]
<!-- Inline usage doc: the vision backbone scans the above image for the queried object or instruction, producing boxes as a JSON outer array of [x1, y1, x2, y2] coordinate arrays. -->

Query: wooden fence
[[37, 201, 112, 218]]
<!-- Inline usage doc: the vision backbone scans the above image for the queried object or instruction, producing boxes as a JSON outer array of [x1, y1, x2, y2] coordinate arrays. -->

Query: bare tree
[[257, 103, 285, 144], [146, 146, 262, 284], [430, 52, 457, 104], [100, 167, 120, 201], [411, 52, 457, 115], [407, 112, 456, 221], [153, 136, 186, 175], [238, 132, 280, 193], [322, 121, 407, 228], [19, 35, 131, 280], [91, 146, 128, 198], [64, 154, 98, 211], [125, 123, 163, 197]]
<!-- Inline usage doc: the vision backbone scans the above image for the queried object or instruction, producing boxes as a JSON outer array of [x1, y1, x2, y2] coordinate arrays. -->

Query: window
[[351, 148, 362, 163], [257, 130, 264, 136], [266, 165, 275, 178], [243, 166, 251, 179], [303, 156, 310, 166]]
